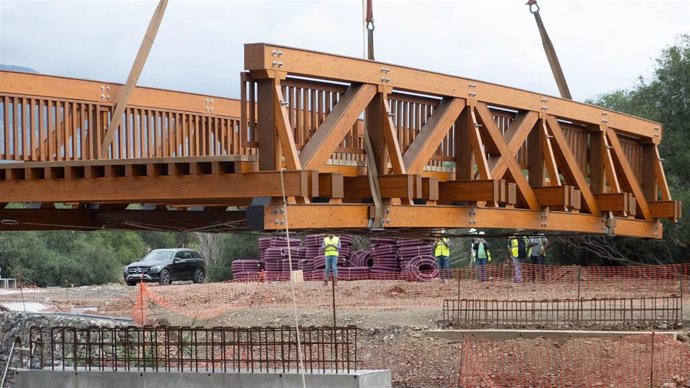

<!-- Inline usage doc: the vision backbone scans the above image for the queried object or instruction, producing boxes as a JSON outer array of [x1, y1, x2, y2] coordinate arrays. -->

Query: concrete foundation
[[429, 329, 680, 341], [14, 368, 392, 388]]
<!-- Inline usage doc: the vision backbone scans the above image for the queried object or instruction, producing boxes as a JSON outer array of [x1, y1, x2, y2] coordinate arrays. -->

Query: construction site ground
[[2, 279, 690, 387]]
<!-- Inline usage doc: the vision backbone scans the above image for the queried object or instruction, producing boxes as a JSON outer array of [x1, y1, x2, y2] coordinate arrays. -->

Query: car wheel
[[159, 269, 172, 285], [193, 268, 205, 284], [126, 281, 138, 286]]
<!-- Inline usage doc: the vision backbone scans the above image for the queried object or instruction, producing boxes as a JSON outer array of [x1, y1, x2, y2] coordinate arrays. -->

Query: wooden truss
[[0, 43, 680, 237]]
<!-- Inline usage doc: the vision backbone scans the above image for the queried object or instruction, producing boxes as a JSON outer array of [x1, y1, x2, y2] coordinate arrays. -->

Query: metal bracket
[[204, 98, 214, 113], [468, 203, 478, 225], [604, 211, 616, 236], [468, 82, 477, 99], [540, 207, 549, 227], [99, 85, 111, 101]]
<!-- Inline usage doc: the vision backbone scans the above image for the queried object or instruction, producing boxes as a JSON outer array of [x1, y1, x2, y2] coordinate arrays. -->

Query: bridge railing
[[0, 71, 252, 162]]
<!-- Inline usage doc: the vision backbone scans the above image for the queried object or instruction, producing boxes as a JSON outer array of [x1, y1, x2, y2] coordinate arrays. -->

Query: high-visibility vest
[[509, 238, 520, 257], [324, 236, 340, 256], [435, 238, 450, 257]]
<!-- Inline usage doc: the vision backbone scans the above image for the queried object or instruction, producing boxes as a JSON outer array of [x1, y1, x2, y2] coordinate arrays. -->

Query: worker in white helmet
[[472, 231, 491, 281], [434, 229, 451, 282]]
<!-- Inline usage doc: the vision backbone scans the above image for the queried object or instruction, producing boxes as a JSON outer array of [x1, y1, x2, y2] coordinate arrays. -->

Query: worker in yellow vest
[[434, 229, 451, 282], [472, 231, 491, 282], [507, 234, 528, 283], [322, 234, 341, 286]]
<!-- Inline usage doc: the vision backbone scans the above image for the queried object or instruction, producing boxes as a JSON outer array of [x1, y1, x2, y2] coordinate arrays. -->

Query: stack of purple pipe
[[231, 259, 261, 281]]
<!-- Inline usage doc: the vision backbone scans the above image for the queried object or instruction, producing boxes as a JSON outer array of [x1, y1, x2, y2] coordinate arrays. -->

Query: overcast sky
[[1, 0, 688, 102]]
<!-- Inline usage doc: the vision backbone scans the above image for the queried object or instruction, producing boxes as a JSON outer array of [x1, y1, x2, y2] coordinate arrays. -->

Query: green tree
[[0, 231, 147, 286], [207, 233, 261, 282]]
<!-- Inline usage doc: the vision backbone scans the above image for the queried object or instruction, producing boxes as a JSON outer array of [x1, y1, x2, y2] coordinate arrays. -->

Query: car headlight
[[149, 265, 163, 272]]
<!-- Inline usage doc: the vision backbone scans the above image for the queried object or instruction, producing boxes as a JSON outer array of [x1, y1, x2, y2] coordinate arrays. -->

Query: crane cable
[[279, 168, 307, 388], [526, 0, 572, 99]]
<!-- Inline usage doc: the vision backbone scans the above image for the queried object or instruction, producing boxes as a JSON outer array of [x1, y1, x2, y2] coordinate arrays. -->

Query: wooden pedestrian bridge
[[0, 43, 680, 237]]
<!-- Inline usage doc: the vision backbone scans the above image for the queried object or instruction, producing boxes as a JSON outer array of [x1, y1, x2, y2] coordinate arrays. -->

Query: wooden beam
[[533, 186, 571, 208], [101, 0, 168, 156], [260, 203, 663, 238], [0, 71, 243, 117], [257, 79, 280, 170], [403, 98, 465, 173], [602, 132, 621, 192], [527, 116, 545, 187], [545, 115, 599, 214], [654, 145, 671, 201], [343, 175, 417, 201], [469, 108, 491, 180], [474, 103, 539, 209], [540, 119, 561, 186], [604, 127, 651, 220], [422, 177, 439, 201], [273, 83, 301, 170], [454, 107, 473, 180], [382, 98, 406, 174], [641, 144, 657, 201], [244, 43, 662, 142], [0, 171, 313, 203], [649, 201, 681, 220], [491, 111, 540, 179], [317, 173, 344, 199], [589, 131, 604, 193], [299, 84, 376, 170], [595, 193, 629, 214], [438, 180, 503, 203], [0, 207, 245, 231]]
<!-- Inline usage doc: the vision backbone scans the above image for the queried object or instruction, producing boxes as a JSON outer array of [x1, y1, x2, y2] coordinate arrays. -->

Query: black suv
[[123, 248, 206, 286]]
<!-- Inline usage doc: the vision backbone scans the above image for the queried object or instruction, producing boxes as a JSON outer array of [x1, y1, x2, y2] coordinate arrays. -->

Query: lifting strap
[[101, 0, 169, 156], [363, 0, 384, 229], [527, 1, 572, 100], [366, 0, 375, 61]]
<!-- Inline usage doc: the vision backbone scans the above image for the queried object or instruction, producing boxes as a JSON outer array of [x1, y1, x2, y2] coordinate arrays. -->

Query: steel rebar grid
[[442, 296, 682, 329], [29, 325, 359, 374]]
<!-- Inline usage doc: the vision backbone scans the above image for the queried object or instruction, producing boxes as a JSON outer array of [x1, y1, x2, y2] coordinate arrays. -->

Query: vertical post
[[457, 261, 461, 301], [139, 282, 145, 326], [577, 265, 582, 323], [528, 119, 545, 186], [649, 331, 655, 388], [577, 265, 582, 300], [589, 131, 604, 193], [454, 106, 473, 180], [680, 274, 684, 328], [331, 276, 337, 328], [641, 144, 658, 201], [257, 79, 280, 170]]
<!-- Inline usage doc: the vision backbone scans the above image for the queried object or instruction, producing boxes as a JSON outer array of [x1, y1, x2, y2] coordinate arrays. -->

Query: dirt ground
[[2, 279, 690, 387]]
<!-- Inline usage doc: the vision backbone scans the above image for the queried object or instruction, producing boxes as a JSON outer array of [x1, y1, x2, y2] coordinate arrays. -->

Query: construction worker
[[469, 228, 478, 267], [322, 233, 341, 285], [528, 233, 549, 281], [507, 234, 528, 283], [434, 229, 451, 282], [472, 231, 491, 282]]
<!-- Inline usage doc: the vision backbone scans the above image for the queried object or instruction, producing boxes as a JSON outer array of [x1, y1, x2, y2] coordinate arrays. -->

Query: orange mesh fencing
[[458, 333, 690, 387], [131, 281, 239, 325]]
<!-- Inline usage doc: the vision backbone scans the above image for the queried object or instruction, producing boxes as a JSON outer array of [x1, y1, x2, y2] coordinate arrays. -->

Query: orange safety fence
[[232, 262, 690, 284], [132, 281, 240, 325], [457, 333, 690, 387]]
